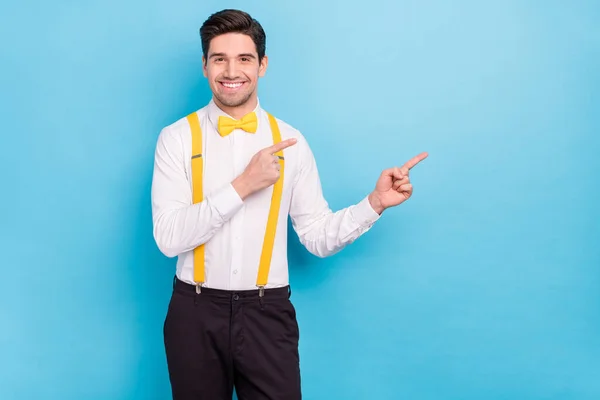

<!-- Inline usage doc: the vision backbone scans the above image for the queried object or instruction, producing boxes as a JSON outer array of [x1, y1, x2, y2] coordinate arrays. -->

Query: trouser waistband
[[172, 276, 291, 300]]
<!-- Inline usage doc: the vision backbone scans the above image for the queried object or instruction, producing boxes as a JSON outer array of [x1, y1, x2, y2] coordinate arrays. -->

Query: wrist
[[232, 174, 253, 200], [368, 191, 385, 215]]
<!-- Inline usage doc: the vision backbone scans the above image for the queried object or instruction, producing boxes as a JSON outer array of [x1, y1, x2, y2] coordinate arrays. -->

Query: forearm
[[152, 183, 242, 257], [293, 196, 380, 258]]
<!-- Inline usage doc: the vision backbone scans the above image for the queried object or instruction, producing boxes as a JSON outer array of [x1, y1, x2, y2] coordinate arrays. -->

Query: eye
[[241, 57, 250, 62], [214, 58, 224, 63]]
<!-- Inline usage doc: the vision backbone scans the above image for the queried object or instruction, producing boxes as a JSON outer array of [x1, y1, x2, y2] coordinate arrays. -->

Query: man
[[151, 8, 427, 400]]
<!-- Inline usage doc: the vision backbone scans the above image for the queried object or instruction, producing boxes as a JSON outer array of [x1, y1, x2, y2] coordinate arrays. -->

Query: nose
[[224, 60, 239, 79]]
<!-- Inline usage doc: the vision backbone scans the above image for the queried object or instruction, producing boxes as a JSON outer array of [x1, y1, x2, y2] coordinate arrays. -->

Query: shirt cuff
[[208, 183, 244, 222], [351, 195, 382, 227]]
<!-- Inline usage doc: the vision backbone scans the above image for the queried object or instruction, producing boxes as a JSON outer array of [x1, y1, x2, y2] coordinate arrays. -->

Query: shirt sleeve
[[151, 126, 243, 258], [288, 135, 381, 258]]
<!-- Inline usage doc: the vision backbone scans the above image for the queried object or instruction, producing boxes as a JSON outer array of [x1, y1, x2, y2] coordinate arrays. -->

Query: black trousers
[[163, 277, 302, 400]]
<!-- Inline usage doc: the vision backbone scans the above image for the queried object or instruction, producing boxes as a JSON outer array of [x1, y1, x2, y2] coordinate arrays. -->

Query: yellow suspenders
[[186, 111, 285, 296]]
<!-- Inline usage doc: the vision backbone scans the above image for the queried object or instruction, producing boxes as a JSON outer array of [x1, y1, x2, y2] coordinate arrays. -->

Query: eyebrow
[[209, 53, 256, 59]]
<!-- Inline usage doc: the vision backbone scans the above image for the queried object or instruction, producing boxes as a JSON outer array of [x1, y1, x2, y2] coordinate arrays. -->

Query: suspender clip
[[196, 283, 202, 294], [258, 286, 265, 298]]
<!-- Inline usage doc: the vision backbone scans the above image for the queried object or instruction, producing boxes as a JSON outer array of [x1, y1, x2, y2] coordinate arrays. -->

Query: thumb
[[381, 168, 396, 179]]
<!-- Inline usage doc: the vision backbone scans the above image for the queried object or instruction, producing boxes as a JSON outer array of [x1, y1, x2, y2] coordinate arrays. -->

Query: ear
[[258, 55, 268, 77], [202, 56, 207, 77]]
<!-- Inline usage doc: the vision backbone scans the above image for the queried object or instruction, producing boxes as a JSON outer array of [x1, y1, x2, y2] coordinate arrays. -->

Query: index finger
[[265, 138, 297, 154], [402, 152, 429, 170]]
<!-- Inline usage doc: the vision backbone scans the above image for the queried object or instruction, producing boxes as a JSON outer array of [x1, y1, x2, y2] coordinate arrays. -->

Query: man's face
[[203, 33, 268, 110]]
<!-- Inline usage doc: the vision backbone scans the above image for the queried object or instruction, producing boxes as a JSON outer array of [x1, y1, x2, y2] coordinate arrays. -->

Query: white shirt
[[151, 99, 381, 290]]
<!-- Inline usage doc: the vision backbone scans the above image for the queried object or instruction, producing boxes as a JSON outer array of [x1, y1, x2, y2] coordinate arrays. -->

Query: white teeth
[[223, 82, 243, 88]]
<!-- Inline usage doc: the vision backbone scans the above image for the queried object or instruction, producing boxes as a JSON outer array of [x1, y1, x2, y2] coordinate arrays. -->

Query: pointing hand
[[368, 152, 429, 214]]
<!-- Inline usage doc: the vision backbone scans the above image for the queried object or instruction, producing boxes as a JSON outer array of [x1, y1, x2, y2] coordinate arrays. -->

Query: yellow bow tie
[[217, 112, 258, 136]]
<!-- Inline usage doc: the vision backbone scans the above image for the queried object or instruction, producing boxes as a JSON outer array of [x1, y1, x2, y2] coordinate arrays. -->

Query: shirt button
[[233, 270, 238, 274]]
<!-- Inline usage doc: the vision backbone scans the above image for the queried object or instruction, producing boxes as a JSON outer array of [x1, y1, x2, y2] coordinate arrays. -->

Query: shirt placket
[[229, 131, 245, 289]]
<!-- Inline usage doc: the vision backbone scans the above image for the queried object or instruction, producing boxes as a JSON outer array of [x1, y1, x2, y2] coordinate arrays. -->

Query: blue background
[[1, 0, 599, 399]]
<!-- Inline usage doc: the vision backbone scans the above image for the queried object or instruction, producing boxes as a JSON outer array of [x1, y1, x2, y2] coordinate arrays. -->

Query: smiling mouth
[[219, 81, 246, 91]]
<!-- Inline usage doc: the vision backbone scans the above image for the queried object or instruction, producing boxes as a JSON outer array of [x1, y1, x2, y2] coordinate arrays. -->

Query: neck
[[214, 95, 258, 120]]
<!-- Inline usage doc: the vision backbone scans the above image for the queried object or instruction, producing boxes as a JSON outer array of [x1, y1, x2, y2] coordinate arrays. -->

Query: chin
[[216, 92, 253, 108]]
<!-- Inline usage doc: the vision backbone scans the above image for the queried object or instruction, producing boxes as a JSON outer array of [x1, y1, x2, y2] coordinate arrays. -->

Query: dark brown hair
[[199, 9, 266, 63]]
